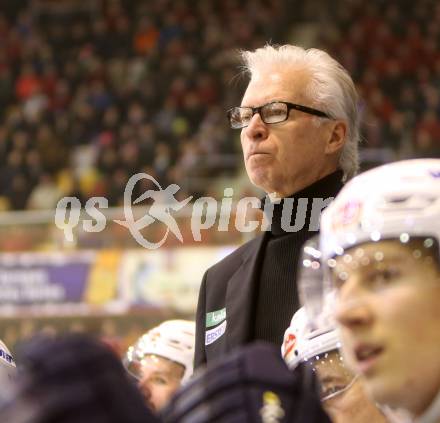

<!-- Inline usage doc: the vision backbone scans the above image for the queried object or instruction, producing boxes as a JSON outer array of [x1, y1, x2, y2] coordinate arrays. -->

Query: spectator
[[1, 0, 440, 212], [27, 172, 63, 210]]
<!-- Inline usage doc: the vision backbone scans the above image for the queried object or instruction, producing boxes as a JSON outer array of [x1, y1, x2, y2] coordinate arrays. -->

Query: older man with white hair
[[195, 44, 360, 368]]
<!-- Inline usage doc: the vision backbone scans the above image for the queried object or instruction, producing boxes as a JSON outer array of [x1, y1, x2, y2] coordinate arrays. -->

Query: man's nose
[[335, 297, 373, 330], [138, 380, 152, 401], [243, 113, 269, 141]]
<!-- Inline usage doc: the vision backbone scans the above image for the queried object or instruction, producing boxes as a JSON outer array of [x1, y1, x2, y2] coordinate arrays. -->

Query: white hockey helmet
[[282, 307, 356, 401], [321, 159, 440, 262], [282, 307, 339, 370], [124, 320, 195, 384], [317, 159, 440, 313]]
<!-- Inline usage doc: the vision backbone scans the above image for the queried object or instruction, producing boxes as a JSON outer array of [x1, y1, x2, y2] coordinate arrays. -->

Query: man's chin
[[249, 177, 267, 192], [247, 170, 274, 193]]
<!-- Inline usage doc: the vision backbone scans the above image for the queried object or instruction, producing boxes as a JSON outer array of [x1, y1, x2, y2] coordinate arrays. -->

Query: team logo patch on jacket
[[206, 308, 226, 328], [205, 320, 227, 345]]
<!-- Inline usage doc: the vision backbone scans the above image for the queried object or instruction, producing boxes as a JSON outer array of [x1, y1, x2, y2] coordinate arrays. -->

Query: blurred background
[[0, 0, 439, 356]]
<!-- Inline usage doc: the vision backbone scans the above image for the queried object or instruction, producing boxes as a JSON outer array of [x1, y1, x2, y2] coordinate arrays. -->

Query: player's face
[[240, 67, 343, 197], [137, 355, 184, 412], [333, 239, 440, 416], [321, 373, 387, 423], [313, 350, 355, 402], [311, 350, 387, 423]]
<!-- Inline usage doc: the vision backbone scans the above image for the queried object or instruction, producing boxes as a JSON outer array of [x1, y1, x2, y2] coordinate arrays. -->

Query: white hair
[[241, 44, 360, 181]]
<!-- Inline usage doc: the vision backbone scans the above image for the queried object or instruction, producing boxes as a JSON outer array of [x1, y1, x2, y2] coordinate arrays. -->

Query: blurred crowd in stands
[[0, 0, 439, 211], [321, 0, 440, 159]]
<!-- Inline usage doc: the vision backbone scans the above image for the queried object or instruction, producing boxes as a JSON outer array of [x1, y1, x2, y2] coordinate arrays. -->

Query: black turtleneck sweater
[[253, 170, 344, 345]]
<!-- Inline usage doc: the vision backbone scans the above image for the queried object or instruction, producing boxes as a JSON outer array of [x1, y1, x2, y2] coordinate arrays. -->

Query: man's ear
[[325, 121, 347, 155]]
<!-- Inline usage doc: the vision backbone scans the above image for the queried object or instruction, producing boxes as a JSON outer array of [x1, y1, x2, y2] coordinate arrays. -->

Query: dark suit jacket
[[194, 232, 269, 368], [194, 170, 344, 369]]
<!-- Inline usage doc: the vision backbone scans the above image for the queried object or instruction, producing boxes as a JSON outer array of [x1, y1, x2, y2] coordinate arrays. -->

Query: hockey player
[[320, 159, 440, 422], [123, 320, 195, 413], [282, 306, 409, 423]]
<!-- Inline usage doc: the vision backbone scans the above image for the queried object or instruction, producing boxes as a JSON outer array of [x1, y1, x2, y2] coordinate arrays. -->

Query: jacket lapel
[[225, 232, 268, 349]]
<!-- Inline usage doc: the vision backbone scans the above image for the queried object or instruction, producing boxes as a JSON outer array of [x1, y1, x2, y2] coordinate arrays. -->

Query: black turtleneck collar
[[262, 169, 344, 236]]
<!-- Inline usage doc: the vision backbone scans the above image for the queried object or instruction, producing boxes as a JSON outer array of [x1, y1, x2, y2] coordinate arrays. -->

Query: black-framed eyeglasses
[[227, 101, 332, 129]]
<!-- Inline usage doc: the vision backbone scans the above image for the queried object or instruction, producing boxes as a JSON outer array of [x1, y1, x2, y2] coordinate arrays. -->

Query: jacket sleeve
[[194, 270, 207, 369]]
